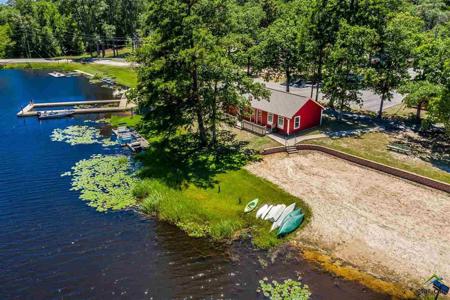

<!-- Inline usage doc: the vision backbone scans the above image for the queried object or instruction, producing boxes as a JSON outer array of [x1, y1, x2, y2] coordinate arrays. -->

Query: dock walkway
[[17, 98, 135, 117]]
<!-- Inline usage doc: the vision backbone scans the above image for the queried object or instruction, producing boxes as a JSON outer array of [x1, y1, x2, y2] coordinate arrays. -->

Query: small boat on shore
[[101, 78, 116, 86], [277, 209, 304, 237], [37, 110, 74, 119], [271, 203, 296, 231], [244, 198, 259, 213], [268, 204, 286, 222], [256, 204, 269, 219], [261, 205, 274, 220], [270, 203, 295, 231]]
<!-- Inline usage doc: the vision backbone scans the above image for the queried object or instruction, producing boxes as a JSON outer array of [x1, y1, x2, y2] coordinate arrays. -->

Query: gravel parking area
[[246, 152, 450, 287]]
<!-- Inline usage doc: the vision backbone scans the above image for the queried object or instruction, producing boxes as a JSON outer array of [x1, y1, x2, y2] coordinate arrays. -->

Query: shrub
[[133, 181, 152, 199], [140, 191, 162, 215], [210, 219, 242, 240]]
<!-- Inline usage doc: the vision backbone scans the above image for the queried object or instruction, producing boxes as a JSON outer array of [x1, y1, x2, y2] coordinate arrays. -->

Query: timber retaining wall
[[261, 144, 450, 194]]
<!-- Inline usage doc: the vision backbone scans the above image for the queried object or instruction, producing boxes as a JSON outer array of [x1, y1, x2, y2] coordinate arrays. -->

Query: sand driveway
[[246, 152, 450, 286]]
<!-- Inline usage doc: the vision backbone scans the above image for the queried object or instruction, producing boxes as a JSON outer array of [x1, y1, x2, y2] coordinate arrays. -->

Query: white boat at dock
[[48, 72, 65, 78], [37, 110, 75, 119]]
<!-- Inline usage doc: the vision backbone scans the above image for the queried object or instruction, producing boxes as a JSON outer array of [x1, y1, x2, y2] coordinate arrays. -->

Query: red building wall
[[288, 100, 323, 133]]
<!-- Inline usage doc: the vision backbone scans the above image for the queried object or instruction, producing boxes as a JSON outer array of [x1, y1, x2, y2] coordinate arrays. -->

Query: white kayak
[[270, 204, 286, 222], [264, 204, 281, 221], [256, 204, 269, 219], [262, 205, 274, 220], [270, 203, 296, 231], [266, 205, 286, 222]]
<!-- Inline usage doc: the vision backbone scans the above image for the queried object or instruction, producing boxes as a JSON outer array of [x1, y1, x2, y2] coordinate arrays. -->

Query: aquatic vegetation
[[69, 154, 137, 212], [51, 125, 117, 147], [259, 278, 311, 300]]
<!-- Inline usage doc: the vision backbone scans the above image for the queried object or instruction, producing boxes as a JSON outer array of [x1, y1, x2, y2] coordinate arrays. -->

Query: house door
[[257, 110, 263, 124]]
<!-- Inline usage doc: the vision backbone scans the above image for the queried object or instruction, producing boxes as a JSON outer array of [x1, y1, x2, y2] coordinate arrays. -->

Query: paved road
[[258, 79, 403, 113]]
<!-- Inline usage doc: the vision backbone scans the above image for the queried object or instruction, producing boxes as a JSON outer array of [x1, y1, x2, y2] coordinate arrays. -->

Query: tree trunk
[[315, 51, 323, 102], [416, 101, 423, 123], [247, 56, 251, 76], [286, 66, 290, 93], [211, 83, 218, 148], [102, 43, 105, 57], [338, 98, 344, 121], [378, 95, 385, 119], [192, 65, 207, 146]]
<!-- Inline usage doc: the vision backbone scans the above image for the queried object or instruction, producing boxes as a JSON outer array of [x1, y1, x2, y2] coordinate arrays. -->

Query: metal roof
[[250, 88, 311, 118]]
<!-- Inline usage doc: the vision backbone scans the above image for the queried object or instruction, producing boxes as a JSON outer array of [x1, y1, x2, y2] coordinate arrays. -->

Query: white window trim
[[294, 116, 301, 129], [267, 113, 273, 124], [277, 116, 284, 128]]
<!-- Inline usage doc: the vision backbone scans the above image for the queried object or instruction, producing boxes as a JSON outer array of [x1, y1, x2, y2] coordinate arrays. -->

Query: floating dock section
[[17, 98, 136, 117]]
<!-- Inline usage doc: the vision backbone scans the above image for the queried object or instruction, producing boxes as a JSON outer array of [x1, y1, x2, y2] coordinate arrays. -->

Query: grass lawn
[[55, 47, 133, 60], [1, 62, 137, 87], [138, 169, 310, 249], [305, 131, 450, 184], [229, 126, 280, 151], [109, 115, 142, 128], [384, 103, 427, 120], [134, 134, 311, 249]]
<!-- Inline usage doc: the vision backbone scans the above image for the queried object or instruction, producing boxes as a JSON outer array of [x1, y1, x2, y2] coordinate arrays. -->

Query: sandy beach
[[246, 151, 450, 288]]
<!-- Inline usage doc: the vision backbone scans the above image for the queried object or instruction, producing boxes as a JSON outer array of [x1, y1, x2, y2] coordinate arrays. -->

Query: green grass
[[1, 62, 137, 87], [229, 126, 280, 151], [138, 169, 310, 248], [109, 115, 142, 128], [55, 47, 133, 60], [135, 133, 310, 249], [305, 132, 450, 184]]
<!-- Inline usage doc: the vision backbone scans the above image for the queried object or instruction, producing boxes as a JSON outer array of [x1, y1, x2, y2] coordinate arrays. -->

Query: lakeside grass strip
[[137, 169, 311, 249], [1, 62, 138, 87]]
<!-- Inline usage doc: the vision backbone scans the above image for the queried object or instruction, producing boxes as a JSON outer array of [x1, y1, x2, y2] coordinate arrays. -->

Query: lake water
[[0, 69, 387, 299]]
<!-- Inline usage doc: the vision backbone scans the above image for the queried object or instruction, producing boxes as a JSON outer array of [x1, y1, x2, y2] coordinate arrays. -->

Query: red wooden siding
[[288, 99, 323, 133]]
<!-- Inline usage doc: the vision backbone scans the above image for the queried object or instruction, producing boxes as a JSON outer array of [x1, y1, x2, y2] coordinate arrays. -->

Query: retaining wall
[[261, 144, 450, 194]]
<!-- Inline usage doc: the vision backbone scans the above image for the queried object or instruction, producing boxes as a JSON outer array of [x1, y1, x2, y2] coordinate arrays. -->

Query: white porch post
[[287, 118, 290, 135]]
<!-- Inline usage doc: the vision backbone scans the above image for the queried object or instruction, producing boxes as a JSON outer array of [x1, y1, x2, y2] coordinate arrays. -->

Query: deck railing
[[241, 120, 267, 136]]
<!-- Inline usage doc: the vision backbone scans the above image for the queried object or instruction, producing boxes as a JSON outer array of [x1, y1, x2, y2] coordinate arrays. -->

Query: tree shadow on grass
[[136, 130, 260, 189]]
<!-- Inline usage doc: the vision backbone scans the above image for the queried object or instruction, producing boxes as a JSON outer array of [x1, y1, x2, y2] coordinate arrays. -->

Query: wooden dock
[[17, 98, 135, 117]]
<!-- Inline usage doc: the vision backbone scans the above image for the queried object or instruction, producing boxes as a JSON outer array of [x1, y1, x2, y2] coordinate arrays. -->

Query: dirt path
[[246, 152, 450, 287]]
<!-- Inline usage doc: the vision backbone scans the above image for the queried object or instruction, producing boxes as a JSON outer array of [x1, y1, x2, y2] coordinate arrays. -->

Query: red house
[[247, 88, 324, 135]]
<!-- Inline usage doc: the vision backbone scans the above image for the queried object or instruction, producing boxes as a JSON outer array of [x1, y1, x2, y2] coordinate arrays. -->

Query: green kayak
[[277, 213, 304, 237], [279, 209, 302, 227], [244, 198, 259, 213]]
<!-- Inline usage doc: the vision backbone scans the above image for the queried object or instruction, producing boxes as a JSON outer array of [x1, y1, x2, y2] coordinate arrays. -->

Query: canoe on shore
[[256, 204, 269, 219], [270, 203, 296, 232], [277, 210, 304, 237], [244, 198, 259, 213]]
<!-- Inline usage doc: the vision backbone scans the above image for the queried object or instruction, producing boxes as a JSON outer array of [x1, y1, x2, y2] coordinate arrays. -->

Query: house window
[[268, 113, 273, 124], [294, 116, 301, 129], [277, 116, 284, 128]]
